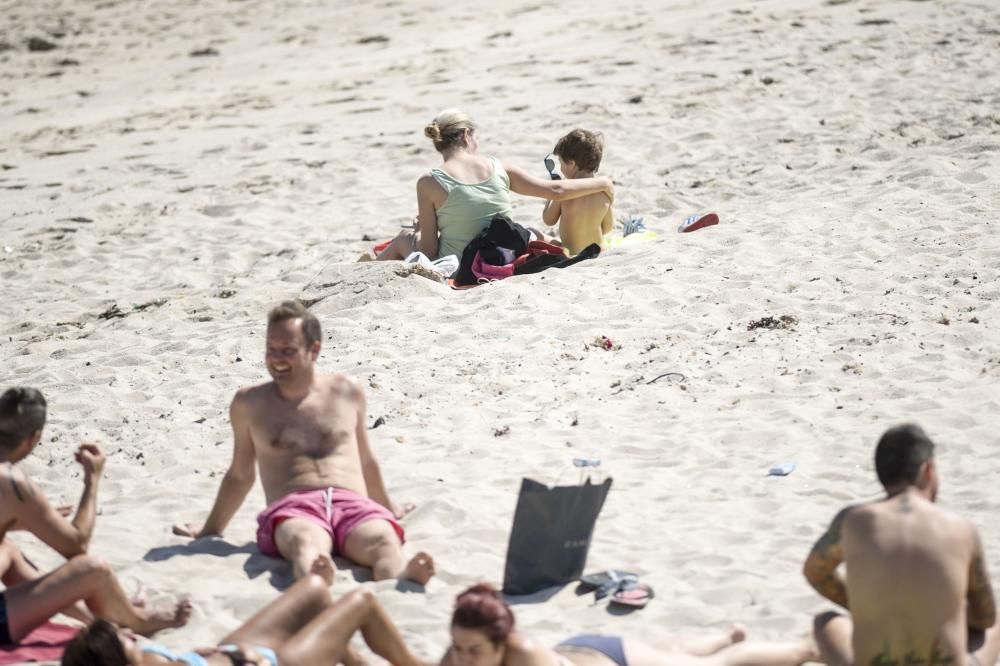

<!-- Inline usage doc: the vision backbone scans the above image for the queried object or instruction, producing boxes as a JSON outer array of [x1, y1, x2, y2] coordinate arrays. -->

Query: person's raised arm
[[505, 163, 613, 203], [968, 528, 997, 631], [803, 507, 851, 609], [416, 175, 440, 259], [542, 199, 561, 227], [173, 391, 257, 538], [354, 381, 411, 519], [6, 443, 105, 558]]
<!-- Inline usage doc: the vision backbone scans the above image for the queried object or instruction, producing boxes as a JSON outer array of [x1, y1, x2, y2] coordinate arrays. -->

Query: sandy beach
[[2, 0, 999, 661]]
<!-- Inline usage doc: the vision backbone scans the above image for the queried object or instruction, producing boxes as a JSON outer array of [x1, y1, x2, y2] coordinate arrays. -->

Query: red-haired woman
[[62, 579, 816, 666], [444, 584, 817, 666]]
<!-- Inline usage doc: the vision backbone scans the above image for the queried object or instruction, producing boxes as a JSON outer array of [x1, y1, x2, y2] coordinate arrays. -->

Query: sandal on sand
[[678, 212, 719, 233], [610, 581, 655, 608], [621, 215, 648, 237], [580, 570, 638, 600]]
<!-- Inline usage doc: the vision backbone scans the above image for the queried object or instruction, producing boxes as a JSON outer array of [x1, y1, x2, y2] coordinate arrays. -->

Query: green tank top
[[431, 156, 513, 259]]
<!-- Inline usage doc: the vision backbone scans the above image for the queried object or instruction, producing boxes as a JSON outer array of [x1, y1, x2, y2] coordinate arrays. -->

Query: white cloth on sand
[[404, 251, 459, 277]]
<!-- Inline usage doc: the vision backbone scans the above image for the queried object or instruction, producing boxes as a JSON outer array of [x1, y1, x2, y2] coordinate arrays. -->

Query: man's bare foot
[[137, 599, 193, 636], [357, 251, 376, 262], [729, 624, 747, 644], [309, 553, 336, 586], [400, 551, 435, 586]]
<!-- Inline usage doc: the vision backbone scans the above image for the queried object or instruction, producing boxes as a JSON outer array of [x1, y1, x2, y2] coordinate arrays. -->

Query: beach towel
[[514, 242, 601, 275], [453, 215, 531, 286], [0, 622, 79, 664]]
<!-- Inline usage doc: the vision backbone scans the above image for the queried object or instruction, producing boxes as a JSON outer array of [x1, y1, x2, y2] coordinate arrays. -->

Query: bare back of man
[[807, 426, 999, 666], [833, 494, 994, 665]]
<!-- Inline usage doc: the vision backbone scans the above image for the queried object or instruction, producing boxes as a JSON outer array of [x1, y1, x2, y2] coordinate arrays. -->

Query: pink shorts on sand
[[256, 487, 404, 557]]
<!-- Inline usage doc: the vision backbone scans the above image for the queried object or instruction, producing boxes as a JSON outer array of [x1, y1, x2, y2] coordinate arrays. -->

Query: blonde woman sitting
[[376, 109, 613, 261]]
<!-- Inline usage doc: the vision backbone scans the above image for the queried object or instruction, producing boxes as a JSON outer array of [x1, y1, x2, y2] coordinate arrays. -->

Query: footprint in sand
[[199, 204, 238, 218]]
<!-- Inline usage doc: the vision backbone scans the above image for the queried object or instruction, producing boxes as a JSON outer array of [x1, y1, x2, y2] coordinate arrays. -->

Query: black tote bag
[[501, 476, 613, 596]]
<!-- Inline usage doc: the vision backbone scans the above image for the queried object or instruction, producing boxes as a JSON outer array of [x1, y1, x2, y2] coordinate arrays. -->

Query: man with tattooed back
[[805, 424, 1000, 666]]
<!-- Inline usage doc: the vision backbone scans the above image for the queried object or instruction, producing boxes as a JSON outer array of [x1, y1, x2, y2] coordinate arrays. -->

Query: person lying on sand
[[441, 583, 816, 666], [0, 388, 190, 647], [62, 566, 424, 666], [541, 129, 614, 257], [63, 576, 818, 666], [173, 301, 433, 587], [805, 424, 1000, 666], [374, 109, 614, 261]]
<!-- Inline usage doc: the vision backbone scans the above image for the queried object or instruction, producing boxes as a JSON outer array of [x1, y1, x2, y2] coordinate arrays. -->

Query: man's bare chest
[[251, 402, 356, 459]]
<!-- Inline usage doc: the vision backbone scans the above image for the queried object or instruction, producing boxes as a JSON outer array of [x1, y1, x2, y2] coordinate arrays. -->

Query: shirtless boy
[[174, 301, 434, 587], [804, 424, 1000, 666], [0, 387, 190, 647], [542, 129, 614, 256]]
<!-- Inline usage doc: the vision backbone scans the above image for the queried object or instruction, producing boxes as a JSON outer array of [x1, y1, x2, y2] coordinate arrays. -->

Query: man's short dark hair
[[0, 387, 47, 449], [267, 300, 322, 347], [875, 424, 936, 489], [553, 129, 604, 174]]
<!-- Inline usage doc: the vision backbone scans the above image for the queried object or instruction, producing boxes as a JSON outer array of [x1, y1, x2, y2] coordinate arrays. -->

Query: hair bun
[[424, 122, 442, 142]]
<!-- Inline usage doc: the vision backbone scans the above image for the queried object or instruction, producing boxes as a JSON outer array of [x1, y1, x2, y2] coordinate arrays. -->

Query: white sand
[[2, 0, 999, 661]]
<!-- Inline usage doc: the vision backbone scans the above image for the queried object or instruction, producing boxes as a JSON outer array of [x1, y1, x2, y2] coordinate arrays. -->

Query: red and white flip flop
[[678, 212, 720, 233], [610, 582, 655, 609]]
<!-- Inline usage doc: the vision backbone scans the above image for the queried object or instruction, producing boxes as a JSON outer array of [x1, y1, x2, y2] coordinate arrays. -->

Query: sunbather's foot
[[729, 624, 747, 644], [137, 599, 193, 636], [131, 583, 147, 608], [357, 251, 376, 262], [401, 551, 435, 585], [308, 553, 336, 586]]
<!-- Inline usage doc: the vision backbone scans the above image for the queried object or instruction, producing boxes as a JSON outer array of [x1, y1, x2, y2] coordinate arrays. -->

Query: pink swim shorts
[[256, 487, 404, 557]]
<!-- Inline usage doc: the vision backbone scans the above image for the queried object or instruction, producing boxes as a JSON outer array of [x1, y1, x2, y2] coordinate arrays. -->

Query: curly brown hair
[[553, 129, 604, 173]]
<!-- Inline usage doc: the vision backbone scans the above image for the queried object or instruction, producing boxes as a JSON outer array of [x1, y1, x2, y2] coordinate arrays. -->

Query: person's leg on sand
[[625, 631, 816, 666], [676, 624, 746, 656], [277, 587, 423, 666], [374, 231, 419, 261], [813, 611, 853, 666], [0, 540, 94, 626], [707, 637, 817, 666], [220, 574, 330, 649], [342, 519, 434, 584], [274, 518, 336, 586], [4, 554, 190, 641], [0, 540, 35, 586]]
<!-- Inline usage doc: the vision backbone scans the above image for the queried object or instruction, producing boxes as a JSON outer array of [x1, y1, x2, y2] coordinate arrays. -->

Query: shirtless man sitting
[[174, 301, 434, 587], [804, 424, 1000, 666], [0, 387, 190, 647]]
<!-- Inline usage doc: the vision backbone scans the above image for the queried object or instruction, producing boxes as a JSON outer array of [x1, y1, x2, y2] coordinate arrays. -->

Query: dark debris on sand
[[27, 37, 58, 52], [747, 315, 798, 331]]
